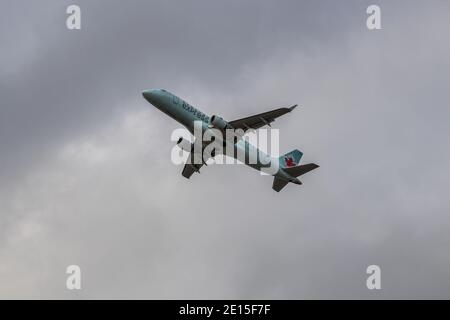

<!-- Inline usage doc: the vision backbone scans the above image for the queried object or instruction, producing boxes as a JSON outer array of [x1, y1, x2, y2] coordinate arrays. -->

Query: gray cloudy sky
[[1, 0, 450, 299]]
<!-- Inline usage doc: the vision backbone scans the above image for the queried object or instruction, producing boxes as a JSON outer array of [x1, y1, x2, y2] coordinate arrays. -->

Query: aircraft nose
[[142, 89, 154, 100], [142, 88, 164, 105]]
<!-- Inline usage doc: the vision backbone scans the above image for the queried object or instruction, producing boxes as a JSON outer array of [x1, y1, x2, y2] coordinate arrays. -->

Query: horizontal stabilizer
[[284, 163, 319, 178], [272, 177, 290, 192]]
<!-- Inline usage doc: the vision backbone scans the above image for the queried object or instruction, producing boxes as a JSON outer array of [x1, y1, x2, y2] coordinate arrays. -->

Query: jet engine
[[176, 137, 193, 152], [209, 115, 230, 130]]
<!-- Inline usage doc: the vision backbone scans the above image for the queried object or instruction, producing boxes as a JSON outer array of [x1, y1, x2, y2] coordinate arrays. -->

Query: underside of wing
[[284, 163, 319, 178], [229, 105, 297, 131], [181, 147, 210, 179], [182, 162, 203, 179]]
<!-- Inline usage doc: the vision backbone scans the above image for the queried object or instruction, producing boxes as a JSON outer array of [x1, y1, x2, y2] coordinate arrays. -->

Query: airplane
[[142, 88, 319, 192]]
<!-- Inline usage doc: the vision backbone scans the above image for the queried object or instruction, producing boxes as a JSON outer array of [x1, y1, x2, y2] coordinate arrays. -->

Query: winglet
[[288, 104, 298, 112]]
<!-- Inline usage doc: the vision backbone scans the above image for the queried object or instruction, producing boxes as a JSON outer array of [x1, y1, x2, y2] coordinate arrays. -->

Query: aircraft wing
[[229, 105, 297, 131], [182, 162, 203, 179], [181, 143, 212, 179]]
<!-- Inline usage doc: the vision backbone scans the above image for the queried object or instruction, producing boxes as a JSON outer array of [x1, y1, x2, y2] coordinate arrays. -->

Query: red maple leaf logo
[[285, 156, 296, 167]]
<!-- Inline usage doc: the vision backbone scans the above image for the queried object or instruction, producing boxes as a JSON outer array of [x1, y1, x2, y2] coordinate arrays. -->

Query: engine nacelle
[[176, 137, 193, 152], [210, 115, 230, 130]]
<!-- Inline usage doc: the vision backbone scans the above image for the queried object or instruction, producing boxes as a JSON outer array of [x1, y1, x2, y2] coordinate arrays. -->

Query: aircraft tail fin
[[279, 149, 303, 168]]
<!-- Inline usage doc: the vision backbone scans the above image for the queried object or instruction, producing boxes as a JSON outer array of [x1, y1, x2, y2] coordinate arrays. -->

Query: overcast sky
[[1, 0, 449, 299]]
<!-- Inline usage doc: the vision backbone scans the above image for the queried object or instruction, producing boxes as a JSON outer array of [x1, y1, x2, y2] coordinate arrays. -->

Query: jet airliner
[[142, 89, 318, 192]]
